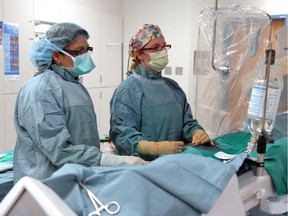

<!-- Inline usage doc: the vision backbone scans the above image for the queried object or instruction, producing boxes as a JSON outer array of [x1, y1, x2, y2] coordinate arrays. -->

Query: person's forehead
[[145, 37, 166, 47], [64, 37, 88, 49]]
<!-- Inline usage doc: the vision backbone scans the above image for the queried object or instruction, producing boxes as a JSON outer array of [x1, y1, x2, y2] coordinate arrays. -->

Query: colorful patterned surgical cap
[[128, 24, 164, 58]]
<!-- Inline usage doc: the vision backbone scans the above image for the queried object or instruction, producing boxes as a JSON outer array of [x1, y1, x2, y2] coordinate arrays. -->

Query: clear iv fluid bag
[[246, 50, 283, 136]]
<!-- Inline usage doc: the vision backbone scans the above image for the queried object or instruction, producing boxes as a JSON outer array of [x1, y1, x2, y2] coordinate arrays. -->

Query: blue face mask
[[61, 51, 96, 77]]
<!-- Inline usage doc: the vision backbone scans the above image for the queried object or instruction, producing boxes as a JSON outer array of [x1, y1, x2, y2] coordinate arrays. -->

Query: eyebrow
[[66, 44, 90, 50], [145, 42, 166, 48]]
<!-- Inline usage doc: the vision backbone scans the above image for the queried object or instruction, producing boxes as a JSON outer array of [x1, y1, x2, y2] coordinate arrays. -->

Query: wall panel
[[0, 95, 4, 150], [4, 94, 16, 150], [100, 13, 123, 87], [98, 87, 116, 138], [34, 0, 60, 23], [81, 8, 102, 89]]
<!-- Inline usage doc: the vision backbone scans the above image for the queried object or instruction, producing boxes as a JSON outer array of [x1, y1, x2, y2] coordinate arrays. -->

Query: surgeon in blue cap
[[13, 22, 147, 183], [109, 24, 214, 161]]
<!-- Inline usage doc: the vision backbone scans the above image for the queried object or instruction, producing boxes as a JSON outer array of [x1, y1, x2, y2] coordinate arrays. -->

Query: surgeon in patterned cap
[[109, 24, 214, 161]]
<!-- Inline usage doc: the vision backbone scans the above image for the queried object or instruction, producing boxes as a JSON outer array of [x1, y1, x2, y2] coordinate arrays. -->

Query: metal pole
[[211, 0, 218, 72], [256, 15, 273, 176]]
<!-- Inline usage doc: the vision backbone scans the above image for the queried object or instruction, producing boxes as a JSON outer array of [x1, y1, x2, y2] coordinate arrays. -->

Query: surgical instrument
[[79, 181, 120, 216]]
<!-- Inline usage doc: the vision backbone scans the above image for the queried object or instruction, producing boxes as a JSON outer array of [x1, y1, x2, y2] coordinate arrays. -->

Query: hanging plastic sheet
[[193, 5, 272, 138]]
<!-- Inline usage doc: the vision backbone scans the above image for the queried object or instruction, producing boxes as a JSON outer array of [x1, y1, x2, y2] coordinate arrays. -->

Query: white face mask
[[144, 50, 169, 72]]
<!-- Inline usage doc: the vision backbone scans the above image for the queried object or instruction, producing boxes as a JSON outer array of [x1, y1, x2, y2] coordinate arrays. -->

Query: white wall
[[59, 0, 123, 16]]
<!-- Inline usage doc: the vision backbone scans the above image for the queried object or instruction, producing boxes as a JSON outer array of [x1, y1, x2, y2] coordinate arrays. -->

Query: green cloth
[[183, 131, 250, 160], [0, 151, 13, 164], [251, 137, 287, 195], [183, 131, 287, 195]]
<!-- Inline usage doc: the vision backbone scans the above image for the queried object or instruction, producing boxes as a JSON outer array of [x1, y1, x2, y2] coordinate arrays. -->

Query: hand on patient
[[192, 129, 215, 146], [138, 140, 184, 155]]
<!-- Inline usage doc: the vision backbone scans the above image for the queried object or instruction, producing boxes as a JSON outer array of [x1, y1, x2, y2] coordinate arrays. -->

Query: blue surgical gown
[[109, 65, 204, 160], [13, 64, 102, 183]]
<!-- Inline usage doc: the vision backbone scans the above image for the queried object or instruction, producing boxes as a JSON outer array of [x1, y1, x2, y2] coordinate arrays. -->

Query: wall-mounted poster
[[0, 21, 3, 49], [3, 22, 19, 80]]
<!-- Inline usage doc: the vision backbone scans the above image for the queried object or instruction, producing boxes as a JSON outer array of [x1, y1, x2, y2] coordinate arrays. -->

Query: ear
[[52, 51, 61, 64], [135, 50, 143, 60]]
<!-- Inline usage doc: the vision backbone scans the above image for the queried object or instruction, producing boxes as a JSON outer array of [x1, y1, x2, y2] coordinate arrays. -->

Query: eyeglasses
[[141, 44, 171, 52], [63, 46, 93, 57]]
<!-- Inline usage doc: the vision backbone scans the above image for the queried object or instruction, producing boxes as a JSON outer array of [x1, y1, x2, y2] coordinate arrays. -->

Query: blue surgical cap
[[30, 22, 89, 68]]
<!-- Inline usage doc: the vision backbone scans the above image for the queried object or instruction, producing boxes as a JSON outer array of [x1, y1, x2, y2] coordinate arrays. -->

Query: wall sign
[[3, 22, 19, 80], [0, 21, 3, 49]]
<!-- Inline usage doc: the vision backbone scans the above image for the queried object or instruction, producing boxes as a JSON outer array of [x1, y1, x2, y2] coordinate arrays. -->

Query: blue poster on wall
[[3, 22, 19, 80], [0, 21, 3, 49]]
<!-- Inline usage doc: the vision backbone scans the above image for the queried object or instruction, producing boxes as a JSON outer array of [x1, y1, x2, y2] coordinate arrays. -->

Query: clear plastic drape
[[193, 5, 272, 138]]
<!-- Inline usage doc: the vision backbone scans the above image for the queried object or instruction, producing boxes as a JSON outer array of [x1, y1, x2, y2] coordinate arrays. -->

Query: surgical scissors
[[79, 181, 120, 216]]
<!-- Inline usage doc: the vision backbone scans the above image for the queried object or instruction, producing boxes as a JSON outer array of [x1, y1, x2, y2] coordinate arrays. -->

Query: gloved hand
[[100, 153, 149, 166], [138, 140, 184, 155], [191, 129, 215, 146], [123, 156, 149, 165]]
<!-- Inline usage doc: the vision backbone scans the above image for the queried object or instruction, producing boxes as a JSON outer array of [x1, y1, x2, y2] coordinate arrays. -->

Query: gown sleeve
[[109, 79, 145, 156]]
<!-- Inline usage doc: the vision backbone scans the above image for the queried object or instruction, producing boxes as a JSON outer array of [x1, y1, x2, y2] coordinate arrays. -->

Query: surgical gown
[[13, 64, 102, 183], [110, 65, 204, 160]]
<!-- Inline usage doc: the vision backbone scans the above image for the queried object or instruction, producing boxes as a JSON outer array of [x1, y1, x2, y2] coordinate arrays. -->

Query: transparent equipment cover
[[193, 5, 272, 138]]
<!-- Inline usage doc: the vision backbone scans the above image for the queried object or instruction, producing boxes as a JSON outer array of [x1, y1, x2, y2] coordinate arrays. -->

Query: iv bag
[[246, 49, 284, 137]]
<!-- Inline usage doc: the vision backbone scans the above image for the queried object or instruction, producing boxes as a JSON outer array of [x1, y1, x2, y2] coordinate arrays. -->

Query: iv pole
[[255, 14, 274, 176], [242, 15, 275, 177]]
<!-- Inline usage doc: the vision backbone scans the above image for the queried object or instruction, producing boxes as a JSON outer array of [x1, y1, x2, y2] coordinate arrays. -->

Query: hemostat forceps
[[79, 181, 120, 216]]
